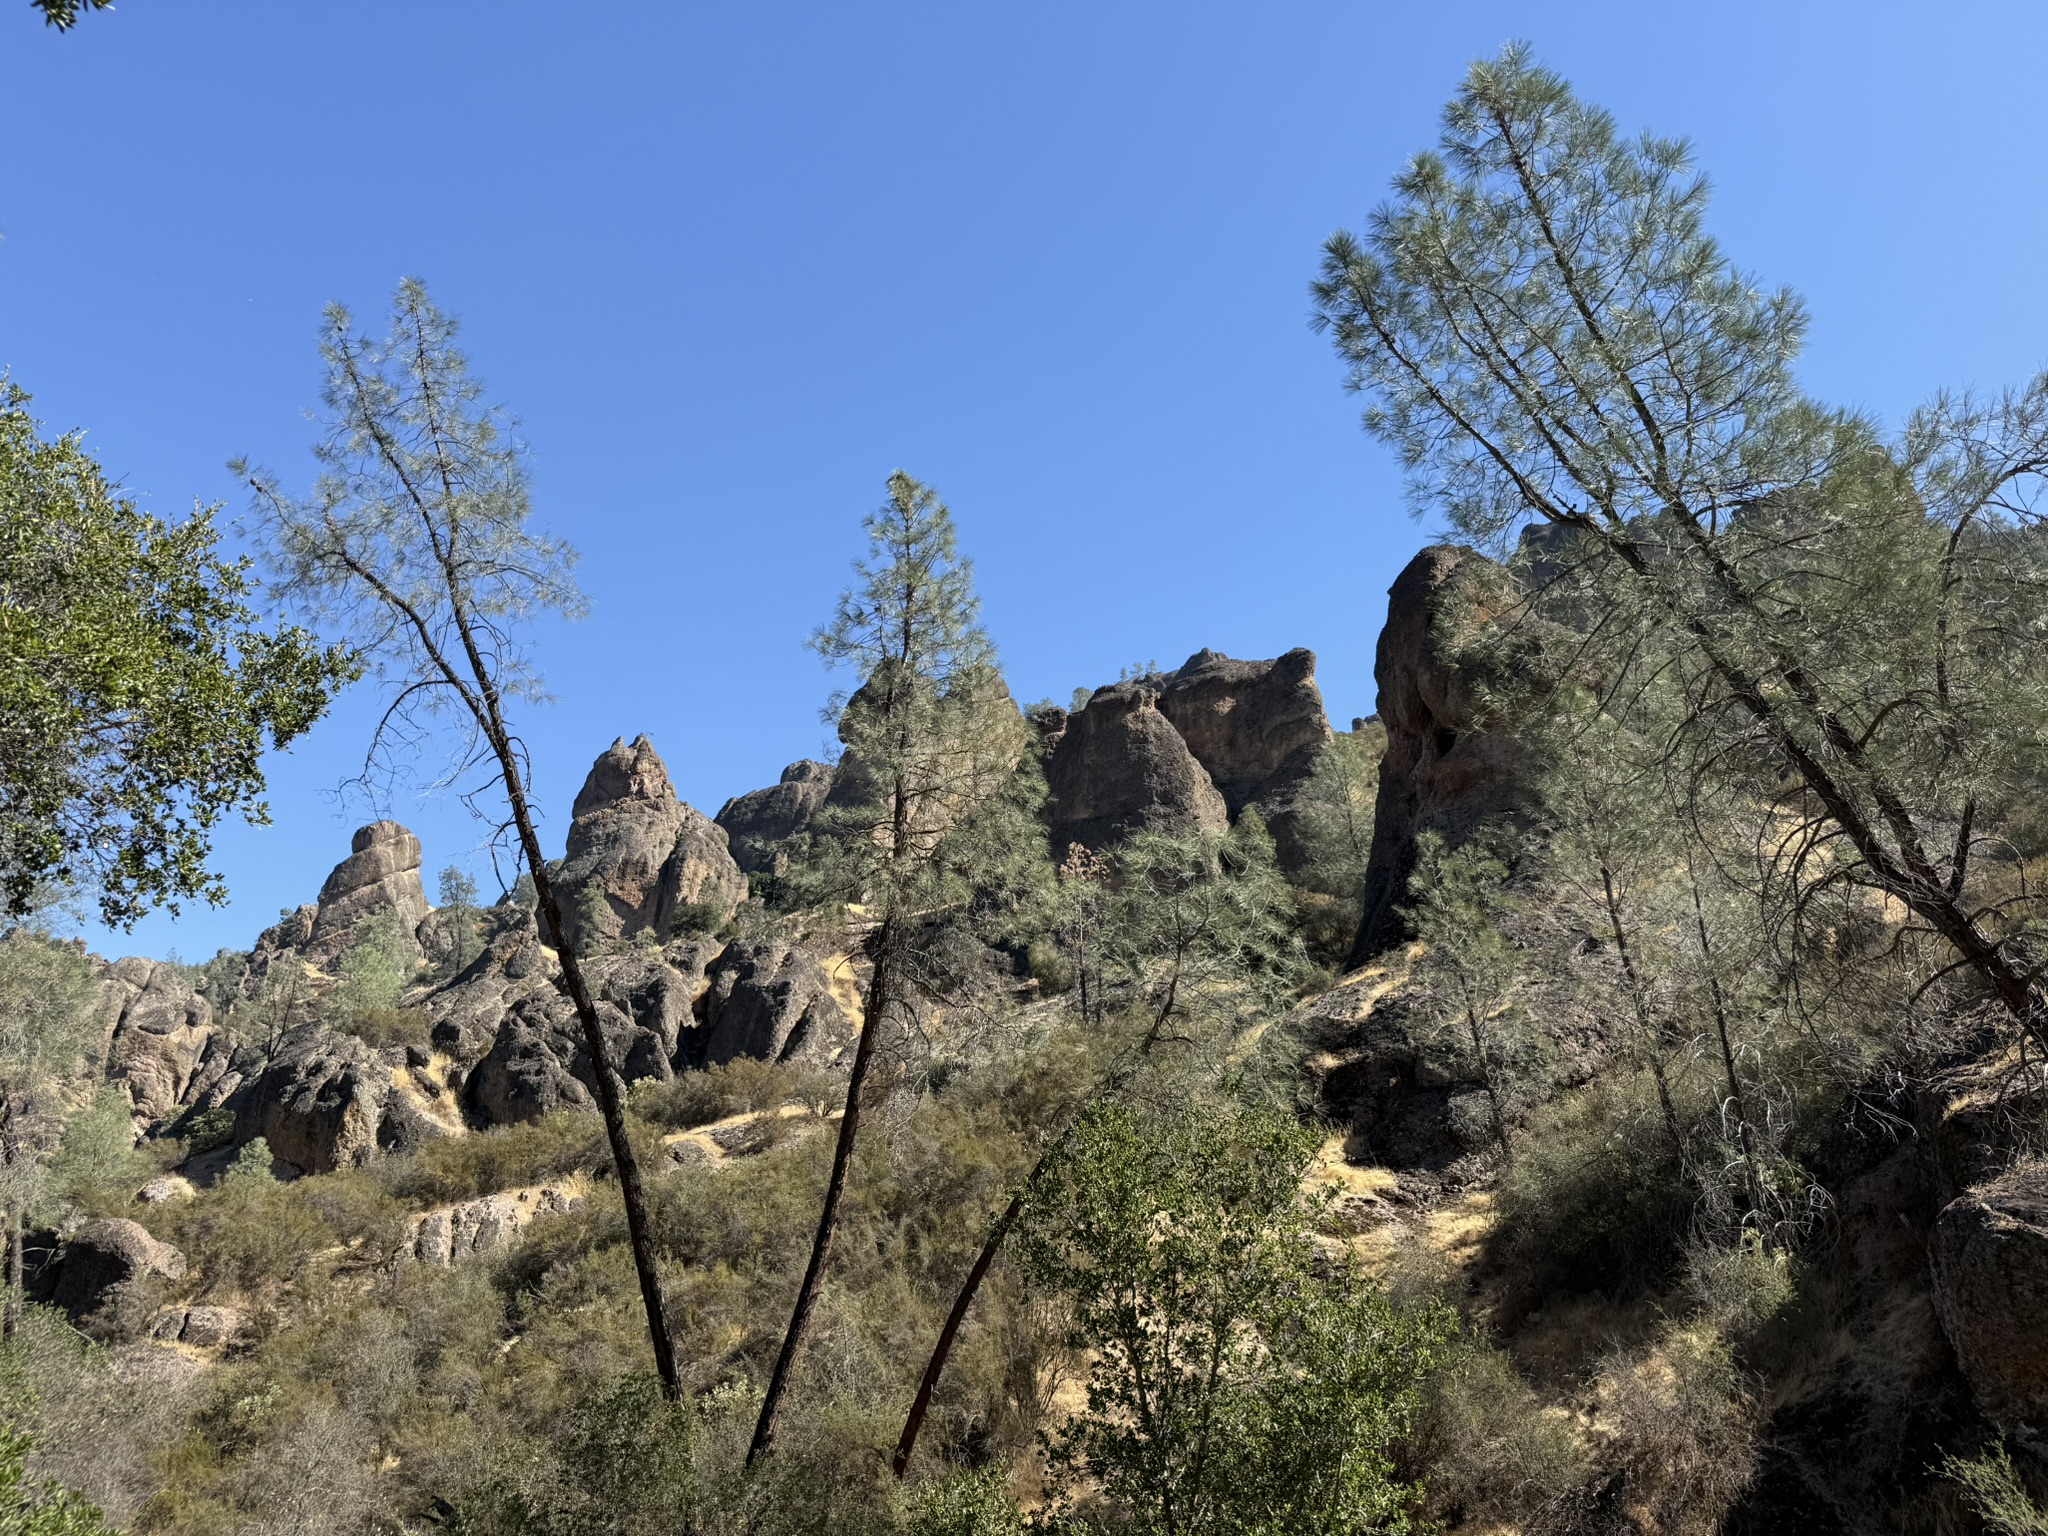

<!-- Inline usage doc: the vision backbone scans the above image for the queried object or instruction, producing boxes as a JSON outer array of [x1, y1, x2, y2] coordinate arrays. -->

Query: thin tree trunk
[[1601, 868, 1689, 1170], [749, 928, 894, 1465], [1689, 876, 1772, 1238]]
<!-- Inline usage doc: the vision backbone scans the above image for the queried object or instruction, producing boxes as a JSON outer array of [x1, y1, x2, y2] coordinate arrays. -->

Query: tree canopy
[[0, 385, 354, 927]]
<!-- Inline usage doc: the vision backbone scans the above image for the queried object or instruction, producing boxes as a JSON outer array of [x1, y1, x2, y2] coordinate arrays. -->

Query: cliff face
[[1348, 545, 1531, 969]]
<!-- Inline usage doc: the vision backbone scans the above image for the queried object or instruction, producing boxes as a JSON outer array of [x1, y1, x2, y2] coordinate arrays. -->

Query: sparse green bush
[[47, 1087, 150, 1209], [334, 907, 413, 1014], [1597, 1323, 1758, 1536], [334, 1006, 431, 1051], [377, 1112, 608, 1207], [1945, 1444, 2048, 1536], [1402, 1338, 1587, 1527], [174, 1106, 234, 1156], [168, 1173, 330, 1294], [899, 1465, 1023, 1536], [1495, 1066, 1694, 1295], [1684, 1232, 1797, 1344]]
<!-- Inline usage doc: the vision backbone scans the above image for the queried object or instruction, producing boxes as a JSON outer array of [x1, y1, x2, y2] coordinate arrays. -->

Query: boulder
[[1931, 1163, 2048, 1424], [306, 822, 430, 969], [150, 1304, 245, 1348], [229, 1027, 444, 1174], [97, 958, 224, 1122], [405, 1185, 582, 1266], [1348, 546, 1531, 968], [717, 760, 836, 874], [1155, 648, 1331, 871], [556, 736, 746, 951], [51, 1219, 185, 1322], [1044, 683, 1229, 858], [695, 936, 857, 1068]]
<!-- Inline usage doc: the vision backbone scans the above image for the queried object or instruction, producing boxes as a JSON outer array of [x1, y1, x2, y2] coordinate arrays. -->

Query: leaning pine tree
[[747, 471, 1037, 1464], [238, 280, 681, 1397]]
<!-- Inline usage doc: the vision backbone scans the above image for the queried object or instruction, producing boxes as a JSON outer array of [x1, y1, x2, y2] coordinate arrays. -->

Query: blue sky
[[6, 2, 2046, 961]]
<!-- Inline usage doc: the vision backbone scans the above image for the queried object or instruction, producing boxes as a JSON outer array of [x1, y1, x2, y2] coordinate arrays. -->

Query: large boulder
[[229, 1028, 444, 1174], [1155, 648, 1331, 870], [306, 822, 431, 969], [1931, 1163, 2048, 1424], [405, 1185, 582, 1266], [1348, 546, 1531, 968], [97, 959, 231, 1122], [695, 935, 857, 1068], [556, 736, 746, 952], [1044, 683, 1229, 858], [51, 1219, 185, 1322], [716, 760, 836, 875]]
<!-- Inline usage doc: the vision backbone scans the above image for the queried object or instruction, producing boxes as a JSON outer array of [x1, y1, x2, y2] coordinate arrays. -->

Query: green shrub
[[899, 1466, 1023, 1536], [47, 1088, 151, 1208], [1402, 1338, 1586, 1527], [168, 1176, 331, 1294], [173, 1106, 235, 1157], [1944, 1445, 2048, 1536], [377, 1113, 607, 1207], [335, 908, 414, 1014]]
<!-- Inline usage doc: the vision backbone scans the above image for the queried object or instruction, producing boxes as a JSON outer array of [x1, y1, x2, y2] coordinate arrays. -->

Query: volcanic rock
[[1044, 683, 1229, 858], [306, 822, 430, 969], [1932, 1162, 2048, 1424], [717, 760, 837, 875], [51, 1219, 185, 1323]]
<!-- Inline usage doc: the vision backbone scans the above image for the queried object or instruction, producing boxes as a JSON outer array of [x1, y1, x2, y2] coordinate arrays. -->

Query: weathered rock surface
[[696, 936, 857, 1068], [1155, 648, 1331, 869], [1349, 546, 1531, 968], [52, 1219, 185, 1322], [229, 1028, 444, 1174], [306, 822, 430, 968], [97, 958, 230, 1122], [1931, 1163, 2048, 1424], [150, 1304, 245, 1348], [404, 1185, 582, 1265], [1044, 683, 1229, 857], [717, 760, 836, 875], [556, 736, 746, 951]]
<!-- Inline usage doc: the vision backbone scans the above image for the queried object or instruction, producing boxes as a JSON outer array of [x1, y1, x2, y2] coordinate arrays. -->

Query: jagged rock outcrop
[[97, 959, 232, 1121], [717, 760, 836, 875], [444, 935, 723, 1125], [404, 1185, 582, 1265], [1155, 648, 1331, 869], [306, 821, 430, 969], [229, 1028, 444, 1174], [695, 936, 857, 1067], [1348, 546, 1531, 969], [52, 1219, 185, 1322], [1044, 683, 1229, 857], [1931, 1162, 2048, 1424], [556, 736, 746, 952]]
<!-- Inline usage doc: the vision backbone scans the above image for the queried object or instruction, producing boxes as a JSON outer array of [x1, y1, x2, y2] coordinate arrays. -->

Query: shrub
[[899, 1466, 1023, 1536], [334, 908, 413, 1015], [334, 1007, 431, 1051], [377, 1113, 608, 1207], [47, 1088, 151, 1209], [629, 1059, 837, 1132], [173, 1106, 235, 1157], [1597, 1323, 1759, 1536], [1944, 1445, 2048, 1536], [168, 1176, 331, 1294], [1683, 1233, 1796, 1345], [1402, 1338, 1586, 1527]]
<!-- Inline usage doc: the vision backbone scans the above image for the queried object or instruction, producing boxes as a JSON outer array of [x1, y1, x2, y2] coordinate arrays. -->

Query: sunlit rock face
[[306, 820, 430, 968]]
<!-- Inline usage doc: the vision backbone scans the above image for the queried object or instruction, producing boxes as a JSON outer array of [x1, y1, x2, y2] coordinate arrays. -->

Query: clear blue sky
[[6, 2, 2045, 962]]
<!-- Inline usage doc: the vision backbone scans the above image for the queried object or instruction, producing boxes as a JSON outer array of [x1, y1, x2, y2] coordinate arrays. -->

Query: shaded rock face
[[1155, 648, 1331, 867], [1349, 546, 1530, 969], [306, 822, 430, 968], [1043, 650, 1331, 873], [98, 959, 233, 1122], [1044, 684, 1229, 857], [445, 937, 722, 1125], [695, 936, 856, 1068], [556, 736, 746, 952], [405, 1185, 582, 1266], [52, 1219, 185, 1322], [1931, 1163, 2048, 1424], [229, 1028, 444, 1175], [151, 1304, 244, 1348], [717, 761, 836, 875]]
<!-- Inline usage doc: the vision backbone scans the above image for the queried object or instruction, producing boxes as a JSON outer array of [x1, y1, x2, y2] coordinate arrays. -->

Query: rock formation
[[305, 821, 430, 968], [98, 959, 232, 1121], [51, 1219, 185, 1322], [695, 935, 857, 1067], [1043, 683, 1229, 856], [1932, 1162, 2048, 1424], [717, 760, 836, 875], [1042, 649, 1333, 874], [229, 1028, 445, 1174], [555, 736, 746, 952], [1347, 546, 1531, 969], [405, 1185, 582, 1266]]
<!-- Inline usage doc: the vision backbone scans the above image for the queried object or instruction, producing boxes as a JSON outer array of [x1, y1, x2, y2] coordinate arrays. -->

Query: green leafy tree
[[750, 471, 1043, 1463], [0, 384, 353, 927], [334, 907, 413, 1016], [45, 1088, 148, 1209], [1016, 1100, 1451, 1536], [28, 0, 110, 33], [239, 279, 682, 1397], [1311, 43, 2048, 1052], [222, 1138, 277, 1188]]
